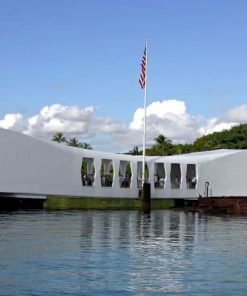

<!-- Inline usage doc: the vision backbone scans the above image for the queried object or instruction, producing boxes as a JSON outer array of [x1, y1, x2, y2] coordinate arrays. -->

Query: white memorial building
[[0, 128, 246, 200]]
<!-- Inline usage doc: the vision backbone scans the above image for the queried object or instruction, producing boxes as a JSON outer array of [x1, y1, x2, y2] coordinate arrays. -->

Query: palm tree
[[52, 132, 67, 143], [128, 146, 140, 155], [80, 142, 93, 150], [154, 134, 172, 156], [67, 137, 80, 147], [67, 137, 93, 149], [154, 134, 172, 145]]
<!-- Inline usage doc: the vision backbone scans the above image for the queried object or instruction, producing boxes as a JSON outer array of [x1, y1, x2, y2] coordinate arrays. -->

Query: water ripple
[[0, 210, 247, 295]]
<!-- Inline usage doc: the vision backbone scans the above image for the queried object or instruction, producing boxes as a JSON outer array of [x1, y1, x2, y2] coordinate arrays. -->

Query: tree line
[[52, 123, 247, 154], [52, 132, 92, 149], [127, 124, 247, 156]]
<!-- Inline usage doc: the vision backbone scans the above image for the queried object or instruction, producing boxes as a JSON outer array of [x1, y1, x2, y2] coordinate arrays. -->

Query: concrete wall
[[0, 128, 246, 199], [197, 151, 247, 197]]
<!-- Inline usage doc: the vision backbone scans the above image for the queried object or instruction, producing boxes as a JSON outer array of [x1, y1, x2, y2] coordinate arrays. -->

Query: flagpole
[[142, 40, 147, 185]]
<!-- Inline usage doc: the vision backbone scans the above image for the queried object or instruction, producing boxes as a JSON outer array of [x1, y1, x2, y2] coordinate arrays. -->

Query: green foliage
[[53, 124, 247, 156], [127, 146, 141, 155], [193, 124, 247, 151], [52, 133, 93, 150], [144, 124, 247, 156], [146, 134, 173, 156], [67, 137, 80, 147], [52, 132, 67, 143], [80, 142, 93, 150]]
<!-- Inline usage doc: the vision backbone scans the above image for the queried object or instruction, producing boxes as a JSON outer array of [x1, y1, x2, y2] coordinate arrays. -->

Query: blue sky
[[1, 0, 247, 151]]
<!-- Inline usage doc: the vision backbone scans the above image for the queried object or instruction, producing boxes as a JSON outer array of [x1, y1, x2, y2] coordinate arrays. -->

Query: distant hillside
[[130, 124, 247, 156], [192, 124, 247, 151]]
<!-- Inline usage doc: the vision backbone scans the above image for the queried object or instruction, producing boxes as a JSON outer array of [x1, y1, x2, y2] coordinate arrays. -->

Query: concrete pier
[[193, 196, 247, 214]]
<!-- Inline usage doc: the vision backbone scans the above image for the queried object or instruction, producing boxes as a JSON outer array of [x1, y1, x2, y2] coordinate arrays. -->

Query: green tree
[[52, 132, 67, 143], [67, 138, 93, 149], [128, 146, 141, 155], [80, 142, 93, 150], [154, 134, 171, 145], [67, 137, 80, 147], [153, 134, 173, 155]]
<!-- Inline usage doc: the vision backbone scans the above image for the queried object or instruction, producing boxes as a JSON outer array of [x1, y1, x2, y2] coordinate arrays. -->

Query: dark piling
[[141, 182, 151, 214]]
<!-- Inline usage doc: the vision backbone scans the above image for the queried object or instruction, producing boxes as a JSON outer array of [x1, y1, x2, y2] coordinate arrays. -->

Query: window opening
[[137, 161, 149, 188], [101, 159, 113, 187], [186, 164, 197, 189], [81, 158, 95, 186], [154, 163, 166, 189], [119, 161, 132, 188], [170, 163, 181, 189]]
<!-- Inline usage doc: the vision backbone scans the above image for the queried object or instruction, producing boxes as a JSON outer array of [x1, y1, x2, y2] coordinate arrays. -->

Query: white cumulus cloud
[[0, 113, 25, 131], [225, 105, 247, 122], [129, 99, 199, 144], [24, 104, 96, 137], [198, 118, 237, 136], [1, 101, 247, 152], [198, 104, 247, 136]]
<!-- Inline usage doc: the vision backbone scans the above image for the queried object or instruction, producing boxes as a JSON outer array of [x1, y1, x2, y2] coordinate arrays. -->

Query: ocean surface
[[0, 210, 247, 295]]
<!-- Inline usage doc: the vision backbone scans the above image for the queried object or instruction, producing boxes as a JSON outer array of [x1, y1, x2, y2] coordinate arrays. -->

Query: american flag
[[139, 46, 146, 89]]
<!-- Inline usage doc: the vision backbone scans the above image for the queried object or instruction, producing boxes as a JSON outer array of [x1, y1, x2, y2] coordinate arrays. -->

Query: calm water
[[0, 210, 247, 295]]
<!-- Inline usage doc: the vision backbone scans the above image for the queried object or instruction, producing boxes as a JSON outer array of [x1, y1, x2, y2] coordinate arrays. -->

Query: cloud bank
[[1, 100, 247, 152]]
